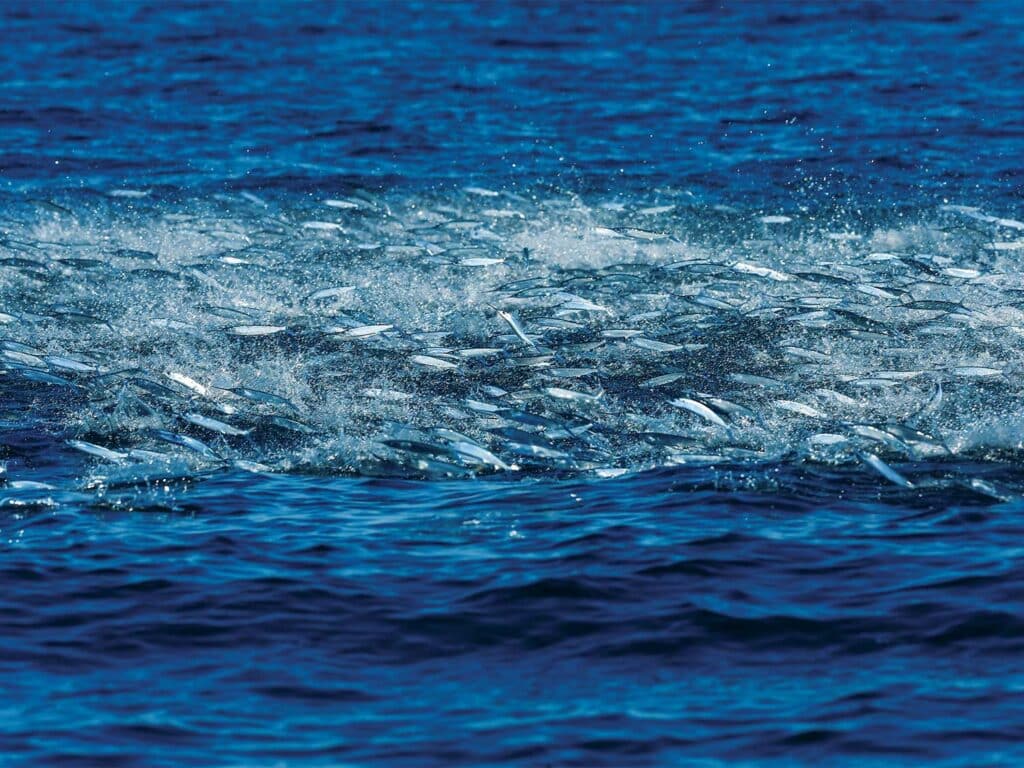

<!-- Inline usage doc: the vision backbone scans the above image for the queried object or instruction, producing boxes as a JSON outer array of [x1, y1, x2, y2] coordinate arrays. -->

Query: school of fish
[[2, 187, 1023, 497]]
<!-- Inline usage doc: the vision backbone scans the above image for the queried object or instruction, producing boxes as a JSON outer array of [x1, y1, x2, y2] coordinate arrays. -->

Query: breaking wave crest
[[3, 188, 1024, 496]]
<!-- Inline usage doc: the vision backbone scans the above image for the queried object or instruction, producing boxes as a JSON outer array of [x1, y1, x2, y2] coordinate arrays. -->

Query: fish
[[324, 198, 360, 209], [229, 325, 286, 336], [167, 372, 209, 397], [3, 187, 1022, 492], [225, 387, 300, 413], [149, 429, 221, 460], [19, 369, 79, 388], [851, 424, 910, 452], [554, 293, 612, 314], [131, 377, 183, 400], [4, 349, 45, 366], [642, 372, 685, 388], [450, 441, 512, 471], [631, 338, 684, 352], [337, 324, 393, 338], [782, 346, 830, 363], [698, 395, 758, 421], [543, 387, 604, 405], [728, 373, 785, 389], [306, 286, 356, 302], [503, 441, 571, 460], [546, 367, 599, 378], [2, 340, 43, 354], [184, 413, 252, 436], [44, 355, 96, 373], [669, 398, 728, 428], [774, 400, 825, 418], [233, 459, 274, 473], [952, 366, 1002, 378], [301, 221, 345, 231], [410, 354, 459, 370], [616, 227, 670, 241], [67, 439, 128, 462], [465, 399, 505, 414], [496, 309, 538, 349], [733, 261, 792, 282], [860, 452, 914, 489], [461, 257, 505, 267], [265, 416, 315, 434], [200, 305, 258, 321]]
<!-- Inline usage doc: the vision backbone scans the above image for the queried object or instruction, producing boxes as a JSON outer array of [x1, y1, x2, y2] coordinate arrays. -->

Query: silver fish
[[860, 452, 913, 488], [67, 439, 127, 462], [496, 309, 538, 349], [185, 413, 251, 437], [149, 429, 220, 460], [669, 397, 728, 428], [544, 387, 604, 405], [410, 354, 459, 370]]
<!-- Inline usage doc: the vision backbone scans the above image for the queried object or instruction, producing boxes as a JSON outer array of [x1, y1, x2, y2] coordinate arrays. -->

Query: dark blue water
[[3, 1, 1024, 765], [4, 0, 1022, 204]]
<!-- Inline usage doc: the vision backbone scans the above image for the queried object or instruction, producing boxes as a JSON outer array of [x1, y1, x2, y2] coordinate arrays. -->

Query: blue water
[[4, 0, 1022, 204], [3, 1, 1024, 765]]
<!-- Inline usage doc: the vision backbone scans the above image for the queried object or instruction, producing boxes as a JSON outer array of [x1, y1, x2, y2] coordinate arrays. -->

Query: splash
[[2, 189, 1023, 494]]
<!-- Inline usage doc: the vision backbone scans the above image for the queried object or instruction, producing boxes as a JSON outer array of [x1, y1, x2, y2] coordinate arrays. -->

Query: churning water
[[2, 1, 1024, 765]]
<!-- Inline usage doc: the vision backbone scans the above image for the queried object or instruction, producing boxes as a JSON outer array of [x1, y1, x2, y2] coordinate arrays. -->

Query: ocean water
[[3, 1, 1024, 765]]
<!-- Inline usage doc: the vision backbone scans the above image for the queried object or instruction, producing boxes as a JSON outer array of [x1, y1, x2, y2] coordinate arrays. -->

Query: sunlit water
[[2, 1, 1024, 765]]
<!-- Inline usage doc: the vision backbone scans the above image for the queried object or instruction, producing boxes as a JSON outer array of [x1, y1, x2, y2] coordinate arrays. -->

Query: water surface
[[2, 1, 1024, 765]]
